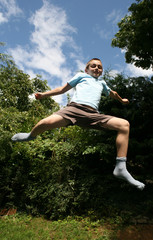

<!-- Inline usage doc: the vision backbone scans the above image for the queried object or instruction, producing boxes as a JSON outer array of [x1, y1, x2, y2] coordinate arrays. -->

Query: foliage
[[0, 59, 58, 112], [0, 42, 14, 66], [103, 73, 153, 171], [1, 51, 153, 220], [0, 53, 59, 213], [111, 0, 153, 69]]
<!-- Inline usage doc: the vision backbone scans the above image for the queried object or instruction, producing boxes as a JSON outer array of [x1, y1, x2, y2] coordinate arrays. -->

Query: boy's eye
[[90, 64, 102, 69]]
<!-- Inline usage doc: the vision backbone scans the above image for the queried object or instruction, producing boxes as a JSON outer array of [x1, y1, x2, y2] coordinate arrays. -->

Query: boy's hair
[[85, 58, 103, 70]]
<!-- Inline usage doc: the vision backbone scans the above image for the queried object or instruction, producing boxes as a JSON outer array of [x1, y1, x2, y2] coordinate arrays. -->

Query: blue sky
[[0, 0, 152, 105]]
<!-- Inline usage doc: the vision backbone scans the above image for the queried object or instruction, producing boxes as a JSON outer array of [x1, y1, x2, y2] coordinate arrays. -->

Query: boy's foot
[[113, 158, 145, 190], [11, 133, 36, 142], [113, 168, 145, 190]]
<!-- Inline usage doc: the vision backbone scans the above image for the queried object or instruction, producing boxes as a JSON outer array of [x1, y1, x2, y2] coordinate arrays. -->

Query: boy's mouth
[[92, 72, 101, 78], [94, 71, 100, 75]]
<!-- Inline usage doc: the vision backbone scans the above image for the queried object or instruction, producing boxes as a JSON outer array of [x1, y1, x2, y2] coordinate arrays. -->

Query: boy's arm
[[109, 90, 129, 104], [35, 83, 72, 99]]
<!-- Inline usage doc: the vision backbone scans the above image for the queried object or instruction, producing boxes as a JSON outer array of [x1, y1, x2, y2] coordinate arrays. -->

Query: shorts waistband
[[70, 102, 97, 111]]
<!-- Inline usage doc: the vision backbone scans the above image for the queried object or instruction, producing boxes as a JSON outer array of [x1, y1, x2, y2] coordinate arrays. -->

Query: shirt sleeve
[[68, 72, 90, 87], [102, 80, 111, 96]]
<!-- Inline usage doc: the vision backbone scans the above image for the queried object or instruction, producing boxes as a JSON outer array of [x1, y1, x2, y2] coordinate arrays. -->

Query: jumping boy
[[12, 58, 145, 190]]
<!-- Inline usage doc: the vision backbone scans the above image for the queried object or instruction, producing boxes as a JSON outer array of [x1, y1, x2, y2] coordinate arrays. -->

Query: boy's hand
[[35, 93, 43, 99], [122, 98, 129, 104]]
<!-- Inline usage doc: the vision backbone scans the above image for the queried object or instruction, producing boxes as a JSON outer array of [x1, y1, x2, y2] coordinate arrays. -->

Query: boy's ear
[[85, 68, 88, 73]]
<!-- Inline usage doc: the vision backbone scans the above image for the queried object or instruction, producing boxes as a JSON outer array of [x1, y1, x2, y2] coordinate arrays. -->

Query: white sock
[[113, 157, 145, 190], [11, 132, 36, 142]]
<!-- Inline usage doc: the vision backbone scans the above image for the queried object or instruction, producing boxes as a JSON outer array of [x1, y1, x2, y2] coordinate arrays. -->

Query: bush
[[1, 56, 153, 219]]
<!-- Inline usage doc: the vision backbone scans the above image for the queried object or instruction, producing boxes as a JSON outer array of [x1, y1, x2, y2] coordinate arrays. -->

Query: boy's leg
[[102, 117, 129, 157], [102, 117, 145, 190], [30, 114, 71, 137], [11, 114, 71, 142]]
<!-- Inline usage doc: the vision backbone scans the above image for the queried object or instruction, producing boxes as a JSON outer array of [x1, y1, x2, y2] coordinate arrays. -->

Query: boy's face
[[85, 60, 103, 79]]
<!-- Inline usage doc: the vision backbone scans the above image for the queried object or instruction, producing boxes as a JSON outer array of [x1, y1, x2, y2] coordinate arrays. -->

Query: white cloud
[[93, 24, 111, 40], [0, 0, 22, 24], [0, 11, 6, 23], [95, 9, 124, 41], [121, 48, 127, 54], [108, 69, 119, 78], [106, 9, 123, 25], [52, 94, 66, 107], [106, 62, 153, 79], [75, 59, 85, 72], [7, 0, 84, 106], [98, 28, 111, 40], [8, 1, 76, 79], [125, 64, 153, 78], [119, 48, 152, 77]]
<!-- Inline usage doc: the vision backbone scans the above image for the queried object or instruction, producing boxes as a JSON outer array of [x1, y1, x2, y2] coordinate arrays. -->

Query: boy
[[12, 58, 145, 190]]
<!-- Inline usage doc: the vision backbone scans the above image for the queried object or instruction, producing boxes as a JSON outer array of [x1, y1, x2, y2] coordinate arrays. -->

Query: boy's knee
[[121, 119, 130, 132], [124, 119, 130, 127]]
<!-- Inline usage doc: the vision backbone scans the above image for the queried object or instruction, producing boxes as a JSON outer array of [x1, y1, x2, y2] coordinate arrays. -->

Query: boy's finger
[[35, 93, 40, 99]]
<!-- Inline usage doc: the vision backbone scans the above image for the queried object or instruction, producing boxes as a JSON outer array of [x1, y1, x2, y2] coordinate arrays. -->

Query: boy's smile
[[85, 60, 103, 79]]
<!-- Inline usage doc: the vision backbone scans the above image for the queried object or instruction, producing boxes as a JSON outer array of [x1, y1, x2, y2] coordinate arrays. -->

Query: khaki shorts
[[54, 102, 113, 130]]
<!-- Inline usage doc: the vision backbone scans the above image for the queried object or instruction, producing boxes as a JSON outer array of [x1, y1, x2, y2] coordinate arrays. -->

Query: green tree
[[111, 0, 153, 69], [0, 42, 14, 66], [1, 50, 153, 219], [0, 51, 59, 211], [0, 62, 57, 112], [103, 72, 153, 170]]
